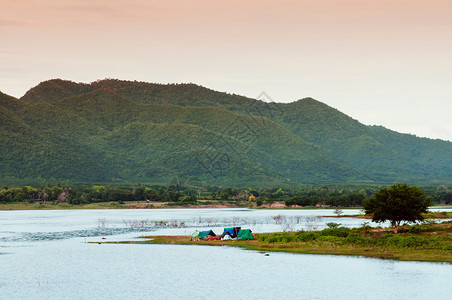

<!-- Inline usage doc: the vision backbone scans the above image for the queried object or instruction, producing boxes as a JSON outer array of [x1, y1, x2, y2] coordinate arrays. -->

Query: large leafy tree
[[363, 183, 431, 233]]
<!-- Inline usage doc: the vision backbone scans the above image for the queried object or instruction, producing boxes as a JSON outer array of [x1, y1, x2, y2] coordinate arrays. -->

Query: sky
[[1, 0, 451, 141]]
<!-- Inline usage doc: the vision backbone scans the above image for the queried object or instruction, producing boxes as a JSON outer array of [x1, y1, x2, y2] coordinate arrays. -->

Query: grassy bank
[[0, 200, 245, 210], [0, 201, 162, 210], [115, 222, 452, 263], [1, 200, 451, 213], [334, 211, 452, 220]]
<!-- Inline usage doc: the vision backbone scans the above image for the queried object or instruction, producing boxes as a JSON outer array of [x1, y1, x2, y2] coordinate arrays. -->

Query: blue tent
[[201, 230, 216, 237], [220, 227, 241, 239]]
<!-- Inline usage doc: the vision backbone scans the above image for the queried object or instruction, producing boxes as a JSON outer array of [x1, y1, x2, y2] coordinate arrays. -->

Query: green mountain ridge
[[1, 79, 451, 185]]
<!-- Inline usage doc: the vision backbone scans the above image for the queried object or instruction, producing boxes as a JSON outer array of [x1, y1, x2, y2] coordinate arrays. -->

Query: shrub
[[326, 222, 341, 229], [398, 236, 428, 248], [346, 233, 365, 245], [269, 236, 280, 243], [386, 236, 401, 247], [259, 233, 297, 243], [296, 232, 317, 242], [386, 236, 428, 248], [319, 227, 350, 238], [407, 225, 420, 234]]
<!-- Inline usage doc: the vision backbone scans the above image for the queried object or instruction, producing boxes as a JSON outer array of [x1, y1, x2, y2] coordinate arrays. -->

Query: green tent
[[237, 229, 254, 240], [191, 230, 216, 238], [192, 231, 202, 238]]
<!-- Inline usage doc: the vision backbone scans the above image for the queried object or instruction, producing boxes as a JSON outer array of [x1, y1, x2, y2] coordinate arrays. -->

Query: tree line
[[0, 183, 450, 206]]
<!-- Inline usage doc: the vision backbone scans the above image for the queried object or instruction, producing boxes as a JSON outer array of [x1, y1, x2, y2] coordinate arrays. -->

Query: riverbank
[[326, 211, 452, 220], [0, 200, 239, 210], [0, 200, 326, 210], [114, 221, 452, 263]]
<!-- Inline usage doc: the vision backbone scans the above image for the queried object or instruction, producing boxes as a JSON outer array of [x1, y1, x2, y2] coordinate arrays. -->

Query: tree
[[363, 183, 431, 233], [218, 189, 230, 200]]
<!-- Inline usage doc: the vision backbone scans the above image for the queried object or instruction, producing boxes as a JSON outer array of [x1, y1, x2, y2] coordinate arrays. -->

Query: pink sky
[[1, 0, 451, 141]]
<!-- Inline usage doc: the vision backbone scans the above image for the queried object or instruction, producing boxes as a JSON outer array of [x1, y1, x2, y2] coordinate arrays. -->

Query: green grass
[[332, 211, 452, 219], [114, 222, 452, 263]]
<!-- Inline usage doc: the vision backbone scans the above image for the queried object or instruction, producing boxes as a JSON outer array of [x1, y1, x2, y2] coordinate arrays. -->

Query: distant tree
[[219, 189, 230, 200], [22, 186, 38, 201], [162, 187, 180, 202], [443, 192, 452, 205], [0, 188, 24, 203], [345, 193, 365, 206], [182, 188, 197, 203], [134, 185, 145, 201], [105, 188, 134, 202], [89, 185, 106, 202], [363, 183, 431, 233], [144, 188, 158, 201], [248, 189, 259, 197], [272, 188, 285, 199], [46, 186, 64, 201]]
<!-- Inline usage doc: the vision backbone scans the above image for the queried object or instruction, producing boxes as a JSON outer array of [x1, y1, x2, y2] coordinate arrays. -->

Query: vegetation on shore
[[117, 221, 452, 263], [363, 183, 431, 233], [1, 183, 451, 210], [330, 211, 452, 220]]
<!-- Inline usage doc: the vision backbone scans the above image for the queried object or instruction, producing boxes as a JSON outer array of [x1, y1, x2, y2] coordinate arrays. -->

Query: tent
[[201, 230, 216, 237], [192, 230, 216, 239], [220, 227, 241, 239], [237, 229, 254, 240], [221, 234, 233, 240], [191, 231, 202, 238]]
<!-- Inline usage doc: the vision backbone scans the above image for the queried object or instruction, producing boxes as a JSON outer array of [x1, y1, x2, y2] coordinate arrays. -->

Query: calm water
[[1, 208, 451, 299]]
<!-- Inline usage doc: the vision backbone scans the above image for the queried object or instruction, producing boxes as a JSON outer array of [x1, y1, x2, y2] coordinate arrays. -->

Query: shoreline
[[108, 222, 452, 264], [1, 202, 451, 219], [0, 201, 359, 211]]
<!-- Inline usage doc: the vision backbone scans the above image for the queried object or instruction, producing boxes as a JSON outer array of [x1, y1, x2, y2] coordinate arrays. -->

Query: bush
[[326, 222, 341, 229], [346, 233, 365, 245], [319, 227, 350, 238], [386, 236, 401, 247], [386, 236, 428, 248], [398, 236, 428, 248], [407, 225, 421, 234], [296, 232, 317, 242]]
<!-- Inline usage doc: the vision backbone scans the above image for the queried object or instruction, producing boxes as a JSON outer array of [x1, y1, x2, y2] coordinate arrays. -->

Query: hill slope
[[3, 88, 364, 184], [0, 79, 450, 185]]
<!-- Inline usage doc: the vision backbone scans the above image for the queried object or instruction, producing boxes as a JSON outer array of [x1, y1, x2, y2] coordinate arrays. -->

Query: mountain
[[1, 79, 451, 185]]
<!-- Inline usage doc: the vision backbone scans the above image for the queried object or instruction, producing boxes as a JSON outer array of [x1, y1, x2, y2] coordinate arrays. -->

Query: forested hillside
[[1, 79, 451, 186]]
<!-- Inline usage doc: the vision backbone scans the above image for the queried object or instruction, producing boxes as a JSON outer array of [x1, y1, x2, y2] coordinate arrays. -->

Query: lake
[[1, 208, 451, 299]]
